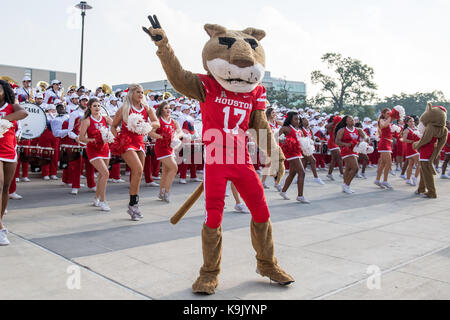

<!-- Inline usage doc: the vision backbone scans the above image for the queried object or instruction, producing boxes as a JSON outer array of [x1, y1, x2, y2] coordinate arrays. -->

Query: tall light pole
[[75, 1, 93, 87]]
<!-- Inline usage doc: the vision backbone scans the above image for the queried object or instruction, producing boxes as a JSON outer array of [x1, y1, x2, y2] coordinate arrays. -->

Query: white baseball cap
[[23, 76, 31, 82], [80, 95, 89, 100], [181, 104, 191, 111], [46, 104, 56, 111], [35, 93, 44, 99], [51, 80, 61, 85], [70, 93, 79, 99]]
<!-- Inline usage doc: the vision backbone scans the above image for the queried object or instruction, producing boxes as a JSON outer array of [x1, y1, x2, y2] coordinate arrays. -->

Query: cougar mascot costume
[[413, 103, 448, 199], [143, 15, 294, 294]]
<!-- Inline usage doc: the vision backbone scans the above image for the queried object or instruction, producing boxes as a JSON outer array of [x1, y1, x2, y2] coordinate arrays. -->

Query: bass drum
[[19, 103, 47, 140]]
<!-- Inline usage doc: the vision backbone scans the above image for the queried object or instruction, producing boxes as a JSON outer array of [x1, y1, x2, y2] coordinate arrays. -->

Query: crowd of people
[[0, 76, 449, 246]]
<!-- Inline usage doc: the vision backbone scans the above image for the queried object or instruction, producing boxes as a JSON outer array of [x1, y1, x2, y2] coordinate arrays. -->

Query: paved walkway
[[1, 167, 450, 300]]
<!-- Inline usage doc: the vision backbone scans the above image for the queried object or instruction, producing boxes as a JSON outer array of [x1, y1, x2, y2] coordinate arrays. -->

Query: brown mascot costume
[[413, 103, 448, 198], [143, 15, 294, 294]]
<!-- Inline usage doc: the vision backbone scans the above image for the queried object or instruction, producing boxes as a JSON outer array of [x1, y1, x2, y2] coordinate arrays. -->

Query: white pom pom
[[394, 105, 405, 120], [278, 134, 286, 142], [0, 119, 13, 138], [170, 138, 182, 149], [367, 146, 374, 154], [417, 122, 425, 138], [299, 137, 315, 156], [391, 124, 401, 134], [127, 113, 152, 135], [99, 126, 115, 144], [354, 141, 368, 154]]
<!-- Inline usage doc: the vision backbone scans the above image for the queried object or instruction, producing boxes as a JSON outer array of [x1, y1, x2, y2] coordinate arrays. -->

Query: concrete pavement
[[1, 167, 450, 300]]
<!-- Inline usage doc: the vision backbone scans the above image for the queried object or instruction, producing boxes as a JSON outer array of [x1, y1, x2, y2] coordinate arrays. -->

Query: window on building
[[24, 69, 32, 82], [50, 71, 56, 82]]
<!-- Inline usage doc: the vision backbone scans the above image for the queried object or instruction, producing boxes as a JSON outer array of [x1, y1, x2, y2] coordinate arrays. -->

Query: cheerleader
[[335, 116, 367, 194], [300, 118, 325, 185], [402, 116, 421, 186], [111, 84, 159, 221], [0, 80, 28, 246], [325, 115, 344, 181], [355, 122, 369, 179], [151, 102, 184, 203], [440, 121, 450, 179], [79, 98, 113, 211], [278, 111, 310, 203], [374, 108, 394, 189], [261, 107, 283, 190], [393, 119, 405, 172]]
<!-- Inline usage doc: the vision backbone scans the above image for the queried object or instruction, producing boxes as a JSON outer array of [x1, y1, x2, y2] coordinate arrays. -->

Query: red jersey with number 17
[[197, 74, 266, 162]]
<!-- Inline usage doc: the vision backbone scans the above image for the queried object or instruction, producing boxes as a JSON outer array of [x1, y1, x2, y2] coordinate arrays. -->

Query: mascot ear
[[427, 102, 433, 111], [204, 24, 227, 38], [242, 27, 266, 41]]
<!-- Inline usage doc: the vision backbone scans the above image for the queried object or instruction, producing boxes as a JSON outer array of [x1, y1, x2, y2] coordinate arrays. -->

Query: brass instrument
[[0, 76, 18, 84], [101, 84, 112, 95], [163, 91, 173, 100], [36, 81, 49, 93]]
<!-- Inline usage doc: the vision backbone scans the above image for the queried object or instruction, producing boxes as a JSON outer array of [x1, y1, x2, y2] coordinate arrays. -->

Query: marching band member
[[39, 104, 59, 180], [79, 98, 112, 211], [34, 93, 44, 108], [67, 95, 96, 195], [335, 115, 368, 194], [151, 102, 183, 203], [51, 104, 70, 185], [0, 80, 28, 246], [67, 93, 80, 114], [111, 84, 159, 221], [16, 76, 34, 103], [177, 104, 201, 184], [300, 118, 325, 185], [278, 111, 309, 203], [44, 80, 62, 105]]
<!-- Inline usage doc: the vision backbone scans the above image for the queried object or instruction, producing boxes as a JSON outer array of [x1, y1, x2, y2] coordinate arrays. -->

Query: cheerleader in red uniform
[[440, 121, 450, 179], [335, 116, 367, 194], [300, 118, 325, 185], [325, 115, 344, 181], [111, 84, 159, 221], [375, 108, 394, 189], [151, 102, 183, 203], [79, 98, 113, 211], [0, 80, 28, 246], [402, 116, 421, 186], [261, 107, 283, 190], [393, 119, 405, 172], [278, 111, 309, 203]]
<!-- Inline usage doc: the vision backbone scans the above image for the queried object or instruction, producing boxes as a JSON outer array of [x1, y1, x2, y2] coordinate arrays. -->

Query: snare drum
[[60, 144, 83, 164], [39, 147, 55, 165]]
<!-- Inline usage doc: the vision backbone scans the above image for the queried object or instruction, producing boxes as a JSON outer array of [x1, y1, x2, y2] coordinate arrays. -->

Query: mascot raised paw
[[143, 15, 293, 295], [413, 103, 448, 198]]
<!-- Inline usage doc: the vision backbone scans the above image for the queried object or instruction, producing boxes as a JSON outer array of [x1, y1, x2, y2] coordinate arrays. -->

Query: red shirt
[[341, 127, 360, 158], [86, 115, 110, 160], [198, 74, 266, 163], [0, 103, 18, 162], [419, 137, 438, 161]]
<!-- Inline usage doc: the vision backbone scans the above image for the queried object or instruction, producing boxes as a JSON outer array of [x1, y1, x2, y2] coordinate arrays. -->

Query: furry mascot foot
[[251, 219, 295, 286], [192, 224, 222, 295]]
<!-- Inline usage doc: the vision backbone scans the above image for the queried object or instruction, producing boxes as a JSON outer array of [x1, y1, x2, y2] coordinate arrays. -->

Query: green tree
[[376, 91, 449, 119], [311, 53, 377, 112]]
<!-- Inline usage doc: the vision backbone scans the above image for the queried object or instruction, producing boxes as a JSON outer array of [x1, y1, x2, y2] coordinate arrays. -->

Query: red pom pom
[[333, 116, 342, 125], [91, 130, 104, 147], [280, 137, 301, 156], [110, 134, 131, 156]]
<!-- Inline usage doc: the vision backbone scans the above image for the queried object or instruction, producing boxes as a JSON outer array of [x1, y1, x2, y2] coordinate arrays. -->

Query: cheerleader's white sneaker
[[0, 229, 10, 246], [262, 183, 270, 189], [274, 184, 282, 192], [234, 203, 250, 213], [441, 174, 449, 179], [99, 202, 111, 212], [400, 174, 407, 180], [93, 198, 100, 207], [9, 192, 23, 200], [296, 196, 311, 204], [313, 178, 325, 185], [374, 180, 385, 189], [326, 174, 335, 181], [382, 181, 393, 190], [280, 192, 290, 200]]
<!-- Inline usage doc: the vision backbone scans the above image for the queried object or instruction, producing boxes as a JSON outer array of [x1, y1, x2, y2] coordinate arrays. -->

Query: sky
[[2, 0, 449, 99]]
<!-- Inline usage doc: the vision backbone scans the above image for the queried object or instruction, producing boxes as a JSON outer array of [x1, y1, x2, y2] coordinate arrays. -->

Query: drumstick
[[170, 182, 204, 225]]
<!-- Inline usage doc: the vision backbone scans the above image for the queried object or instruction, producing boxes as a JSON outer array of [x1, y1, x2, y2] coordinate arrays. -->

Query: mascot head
[[420, 103, 447, 127], [202, 24, 266, 93]]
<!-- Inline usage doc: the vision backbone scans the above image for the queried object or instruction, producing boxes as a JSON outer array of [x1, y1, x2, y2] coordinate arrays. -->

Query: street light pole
[[75, 1, 93, 87]]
